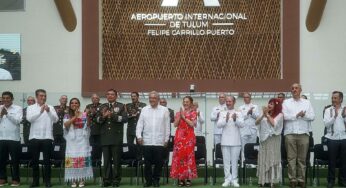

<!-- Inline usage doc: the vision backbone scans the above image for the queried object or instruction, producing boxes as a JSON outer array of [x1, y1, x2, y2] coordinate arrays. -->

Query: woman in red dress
[[170, 96, 197, 187]]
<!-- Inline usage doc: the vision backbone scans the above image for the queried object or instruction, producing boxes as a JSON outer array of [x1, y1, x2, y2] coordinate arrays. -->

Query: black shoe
[[45, 182, 52, 187], [327, 182, 334, 188], [102, 182, 111, 187], [153, 182, 160, 187], [289, 181, 296, 188], [30, 182, 39, 188], [297, 182, 306, 188], [112, 182, 120, 187], [143, 182, 152, 187]]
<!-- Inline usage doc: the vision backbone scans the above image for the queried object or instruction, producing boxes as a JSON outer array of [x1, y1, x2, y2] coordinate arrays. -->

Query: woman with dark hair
[[170, 96, 197, 187], [255, 98, 283, 188], [63, 98, 93, 187]]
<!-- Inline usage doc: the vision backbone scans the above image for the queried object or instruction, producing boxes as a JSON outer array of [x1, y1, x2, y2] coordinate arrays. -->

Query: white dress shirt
[[27, 103, 59, 140], [136, 105, 170, 146], [282, 98, 315, 136], [0, 104, 22, 141], [211, 104, 227, 135], [258, 113, 284, 142], [323, 105, 346, 140], [238, 103, 259, 137], [217, 109, 244, 146], [194, 110, 205, 136]]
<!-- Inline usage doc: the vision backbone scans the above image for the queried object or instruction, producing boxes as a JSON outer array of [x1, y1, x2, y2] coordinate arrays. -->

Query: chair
[[306, 135, 314, 185], [121, 143, 138, 185], [281, 140, 288, 184], [242, 143, 259, 184], [20, 144, 32, 183], [162, 136, 174, 184], [50, 143, 66, 184], [212, 143, 223, 185], [9, 144, 32, 183], [195, 136, 208, 184], [313, 144, 329, 186], [91, 144, 102, 183]]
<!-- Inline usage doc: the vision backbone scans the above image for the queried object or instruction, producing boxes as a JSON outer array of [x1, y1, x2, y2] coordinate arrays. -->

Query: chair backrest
[[195, 143, 206, 160], [314, 144, 328, 161], [214, 143, 223, 160], [309, 135, 314, 150], [244, 143, 259, 160], [20, 144, 31, 161], [196, 136, 205, 145], [121, 143, 137, 160], [281, 141, 287, 161], [51, 143, 66, 161], [162, 147, 170, 160], [168, 136, 174, 152], [91, 144, 102, 161]]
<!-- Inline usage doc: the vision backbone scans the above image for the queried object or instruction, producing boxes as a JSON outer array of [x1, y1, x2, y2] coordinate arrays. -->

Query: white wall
[[1, 0, 346, 164], [0, 0, 82, 93], [300, 0, 346, 92]]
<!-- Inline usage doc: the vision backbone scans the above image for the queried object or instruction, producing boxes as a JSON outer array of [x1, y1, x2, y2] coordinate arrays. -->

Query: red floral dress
[[170, 110, 198, 180]]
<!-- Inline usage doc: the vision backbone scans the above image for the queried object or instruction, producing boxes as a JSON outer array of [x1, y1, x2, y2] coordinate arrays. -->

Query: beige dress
[[257, 113, 283, 185]]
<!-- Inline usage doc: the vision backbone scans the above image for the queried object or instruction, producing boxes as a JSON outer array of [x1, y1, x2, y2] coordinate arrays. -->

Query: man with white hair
[[210, 93, 227, 145], [283, 83, 315, 188], [136, 91, 170, 187], [238, 92, 259, 164]]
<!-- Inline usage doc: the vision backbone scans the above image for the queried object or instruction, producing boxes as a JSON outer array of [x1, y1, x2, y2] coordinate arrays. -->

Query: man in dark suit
[[97, 89, 128, 187], [125, 92, 146, 145], [53, 95, 68, 144], [21, 96, 35, 144], [84, 93, 102, 146], [159, 98, 174, 132]]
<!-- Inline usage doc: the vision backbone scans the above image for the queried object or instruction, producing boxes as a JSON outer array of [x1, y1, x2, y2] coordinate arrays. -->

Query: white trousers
[[214, 134, 222, 145], [221, 145, 241, 181]]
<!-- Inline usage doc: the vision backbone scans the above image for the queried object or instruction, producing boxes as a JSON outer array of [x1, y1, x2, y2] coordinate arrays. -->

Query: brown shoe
[[289, 181, 297, 188], [297, 182, 306, 188], [10, 181, 20, 187], [0, 179, 7, 187]]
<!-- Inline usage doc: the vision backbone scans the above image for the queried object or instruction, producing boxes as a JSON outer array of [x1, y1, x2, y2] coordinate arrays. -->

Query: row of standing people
[[0, 89, 201, 187], [1, 84, 346, 188]]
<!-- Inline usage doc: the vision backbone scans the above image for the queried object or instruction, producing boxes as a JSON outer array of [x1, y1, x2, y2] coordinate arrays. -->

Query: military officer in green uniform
[[125, 92, 146, 145], [97, 89, 128, 187], [53, 95, 69, 144], [84, 93, 102, 146], [159, 98, 175, 133]]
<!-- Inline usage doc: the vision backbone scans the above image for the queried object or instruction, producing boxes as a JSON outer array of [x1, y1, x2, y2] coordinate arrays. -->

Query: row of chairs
[[11, 136, 336, 186], [211, 136, 338, 186], [8, 136, 208, 186]]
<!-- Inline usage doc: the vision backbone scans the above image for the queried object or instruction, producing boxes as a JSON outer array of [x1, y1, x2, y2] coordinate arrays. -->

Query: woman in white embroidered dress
[[63, 98, 93, 187], [255, 98, 283, 188]]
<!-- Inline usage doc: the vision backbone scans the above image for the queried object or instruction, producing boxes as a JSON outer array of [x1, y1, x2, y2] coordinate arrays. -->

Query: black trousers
[[30, 139, 52, 184], [143, 146, 164, 184], [327, 139, 346, 184], [89, 135, 101, 146], [102, 145, 122, 183], [0, 140, 20, 182]]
